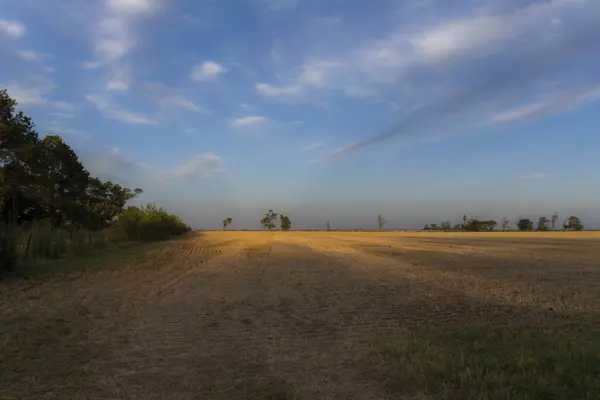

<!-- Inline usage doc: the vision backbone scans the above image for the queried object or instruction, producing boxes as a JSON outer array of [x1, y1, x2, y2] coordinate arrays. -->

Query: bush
[[115, 203, 191, 242]]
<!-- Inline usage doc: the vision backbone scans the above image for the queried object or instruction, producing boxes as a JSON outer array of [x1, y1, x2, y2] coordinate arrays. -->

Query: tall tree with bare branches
[[377, 214, 387, 230]]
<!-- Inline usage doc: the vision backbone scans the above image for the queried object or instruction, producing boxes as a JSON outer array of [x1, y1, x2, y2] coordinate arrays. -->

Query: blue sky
[[1, 0, 599, 229]]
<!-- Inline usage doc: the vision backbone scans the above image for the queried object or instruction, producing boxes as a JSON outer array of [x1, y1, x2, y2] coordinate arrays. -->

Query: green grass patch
[[15, 240, 170, 278], [379, 325, 600, 400]]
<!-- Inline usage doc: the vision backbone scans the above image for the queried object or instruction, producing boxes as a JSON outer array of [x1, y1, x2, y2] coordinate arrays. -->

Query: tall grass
[[0, 203, 191, 278]]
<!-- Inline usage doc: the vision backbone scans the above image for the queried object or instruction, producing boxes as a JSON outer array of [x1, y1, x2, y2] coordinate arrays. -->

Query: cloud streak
[[85, 94, 157, 125], [332, 0, 600, 156], [232, 115, 269, 127]]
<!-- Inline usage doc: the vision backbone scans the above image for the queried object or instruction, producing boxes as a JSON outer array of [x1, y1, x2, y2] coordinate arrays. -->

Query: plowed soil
[[1, 231, 599, 399]]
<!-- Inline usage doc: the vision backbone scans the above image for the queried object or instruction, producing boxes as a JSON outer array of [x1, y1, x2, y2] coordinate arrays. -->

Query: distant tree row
[[423, 213, 584, 232]]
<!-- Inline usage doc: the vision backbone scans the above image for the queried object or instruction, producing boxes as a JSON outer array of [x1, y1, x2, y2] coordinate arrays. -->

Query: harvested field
[[1, 231, 600, 399]]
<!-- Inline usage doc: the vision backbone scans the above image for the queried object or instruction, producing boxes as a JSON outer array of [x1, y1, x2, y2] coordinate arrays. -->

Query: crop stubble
[[1, 231, 599, 399]]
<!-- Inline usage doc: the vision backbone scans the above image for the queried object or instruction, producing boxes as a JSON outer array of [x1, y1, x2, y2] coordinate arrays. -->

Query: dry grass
[[1, 230, 599, 399]]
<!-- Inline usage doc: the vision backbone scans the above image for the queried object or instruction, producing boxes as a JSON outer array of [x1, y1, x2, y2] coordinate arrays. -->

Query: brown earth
[[1, 231, 600, 399]]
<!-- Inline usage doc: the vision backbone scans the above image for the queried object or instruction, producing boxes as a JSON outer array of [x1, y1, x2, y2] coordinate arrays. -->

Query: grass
[[1, 231, 600, 399], [379, 325, 600, 399]]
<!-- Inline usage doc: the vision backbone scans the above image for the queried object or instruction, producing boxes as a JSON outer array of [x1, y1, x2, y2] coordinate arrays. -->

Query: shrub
[[115, 203, 190, 242]]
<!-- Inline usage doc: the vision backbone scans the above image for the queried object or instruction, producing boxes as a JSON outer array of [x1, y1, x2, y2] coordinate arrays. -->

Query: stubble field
[[1, 231, 599, 399]]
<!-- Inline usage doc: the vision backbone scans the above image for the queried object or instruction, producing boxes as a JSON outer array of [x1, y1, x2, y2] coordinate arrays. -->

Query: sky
[[1, 0, 599, 230]]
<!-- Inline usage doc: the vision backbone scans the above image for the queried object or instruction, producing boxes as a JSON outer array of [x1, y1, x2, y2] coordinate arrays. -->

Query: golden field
[[1, 231, 600, 399]]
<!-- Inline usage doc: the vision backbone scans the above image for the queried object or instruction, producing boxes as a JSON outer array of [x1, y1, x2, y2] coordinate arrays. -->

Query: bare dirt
[[1, 231, 599, 399]]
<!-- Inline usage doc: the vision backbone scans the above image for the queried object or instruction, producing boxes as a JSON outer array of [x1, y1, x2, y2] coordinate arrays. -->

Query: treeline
[[1, 89, 190, 276], [423, 213, 584, 232], [220, 209, 292, 231]]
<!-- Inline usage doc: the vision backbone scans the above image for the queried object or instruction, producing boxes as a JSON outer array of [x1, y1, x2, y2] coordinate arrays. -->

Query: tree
[[280, 215, 291, 231], [0, 87, 190, 273], [440, 221, 452, 230], [326, 220, 331, 231], [222, 217, 232, 230], [464, 219, 497, 232], [517, 218, 534, 231], [424, 224, 431, 230], [564, 216, 584, 231], [501, 217, 511, 231], [260, 209, 278, 230], [551, 212, 558, 231], [377, 213, 387, 230], [537, 216, 549, 231]]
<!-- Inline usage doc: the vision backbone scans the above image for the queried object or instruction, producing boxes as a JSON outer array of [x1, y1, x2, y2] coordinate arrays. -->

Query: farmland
[[1, 231, 600, 399]]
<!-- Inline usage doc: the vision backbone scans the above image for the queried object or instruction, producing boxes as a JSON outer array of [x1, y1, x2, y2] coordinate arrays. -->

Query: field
[[1, 231, 600, 399]]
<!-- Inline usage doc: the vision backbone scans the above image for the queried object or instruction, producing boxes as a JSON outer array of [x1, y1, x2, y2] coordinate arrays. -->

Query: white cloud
[[83, 0, 160, 90], [183, 128, 195, 135], [85, 94, 157, 124], [520, 173, 550, 180], [191, 61, 226, 82], [164, 153, 223, 181], [0, 19, 26, 38], [106, 68, 131, 91], [408, 0, 590, 62], [2, 83, 72, 110], [105, 0, 157, 15], [255, 83, 300, 96], [232, 115, 268, 127], [256, 60, 341, 98], [300, 141, 324, 152], [17, 50, 41, 62], [163, 95, 207, 113], [259, 0, 598, 106]]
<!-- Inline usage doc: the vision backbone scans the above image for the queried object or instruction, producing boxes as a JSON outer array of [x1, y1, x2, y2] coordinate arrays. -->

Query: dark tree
[[377, 213, 387, 230], [564, 216, 584, 231], [537, 216, 549, 231], [517, 218, 534, 231], [222, 217, 233, 230], [551, 212, 558, 231], [260, 209, 278, 230], [280, 215, 291, 231]]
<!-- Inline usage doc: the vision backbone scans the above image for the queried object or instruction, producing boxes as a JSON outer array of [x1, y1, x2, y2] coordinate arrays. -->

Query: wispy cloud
[[191, 61, 226, 82], [487, 85, 600, 125], [255, 83, 300, 96], [83, 0, 161, 92], [300, 141, 324, 152], [17, 50, 42, 62], [232, 115, 269, 127], [0, 19, 26, 37], [46, 121, 90, 140], [85, 94, 157, 125], [3, 83, 72, 110], [140, 82, 209, 113], [163, 153, 223, 181], [83, 145, 149, 184]]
